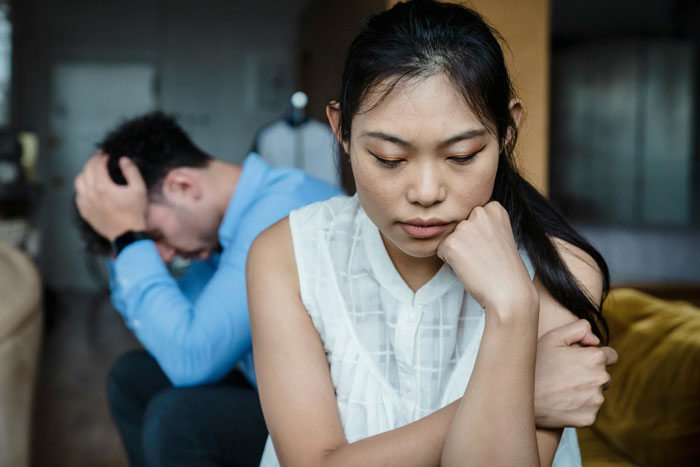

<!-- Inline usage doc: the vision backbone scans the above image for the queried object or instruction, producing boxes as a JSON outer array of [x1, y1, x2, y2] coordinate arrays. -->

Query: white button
[[407, 311, 417, 322], [120, 278, 129, 287], [132, 319, 141, 328], [404, 378, 414, 393]]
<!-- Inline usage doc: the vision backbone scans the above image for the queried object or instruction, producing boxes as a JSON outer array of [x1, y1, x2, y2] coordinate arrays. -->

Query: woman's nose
[[406, 163, 446, 206]]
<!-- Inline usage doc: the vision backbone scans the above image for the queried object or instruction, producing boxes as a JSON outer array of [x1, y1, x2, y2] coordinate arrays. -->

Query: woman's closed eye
[[367, 147, 484, 168], [448, 146, 485, 165], [368, 149, 404, 168], [448, 153, 478, 164]]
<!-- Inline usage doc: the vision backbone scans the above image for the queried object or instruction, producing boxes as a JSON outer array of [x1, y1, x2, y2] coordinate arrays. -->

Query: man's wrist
[[112, 230, 151, 257], [104, 216, 148, 242]]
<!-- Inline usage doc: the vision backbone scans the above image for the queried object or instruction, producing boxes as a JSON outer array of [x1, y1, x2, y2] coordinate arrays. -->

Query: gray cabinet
[[551, 40, 695, 227]]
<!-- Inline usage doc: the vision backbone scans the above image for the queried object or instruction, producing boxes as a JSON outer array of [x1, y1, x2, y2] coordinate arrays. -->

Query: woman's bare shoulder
[[247, 216, 298, 292], [251, 215, 291, 247], [549, 237, 603, 302], [534, 237, 603, 336]]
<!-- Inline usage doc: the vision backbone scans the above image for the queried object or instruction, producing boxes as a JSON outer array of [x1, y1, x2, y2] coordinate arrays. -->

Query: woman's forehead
[[353, 74, 488, 142]]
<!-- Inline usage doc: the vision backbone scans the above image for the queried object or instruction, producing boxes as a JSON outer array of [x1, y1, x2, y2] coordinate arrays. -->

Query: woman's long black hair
[[335, 0, 609, 341]]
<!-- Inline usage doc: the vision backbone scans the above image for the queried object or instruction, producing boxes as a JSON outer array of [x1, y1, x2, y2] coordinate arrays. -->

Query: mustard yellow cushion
[[591, 288, 700, 466], [578, 426, 635, 467]]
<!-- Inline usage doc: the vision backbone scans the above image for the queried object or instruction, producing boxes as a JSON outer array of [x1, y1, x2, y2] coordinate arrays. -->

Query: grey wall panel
[[641, 41, 694, 225], [581, 226, 700, 282], [552, 39, 695, 228]]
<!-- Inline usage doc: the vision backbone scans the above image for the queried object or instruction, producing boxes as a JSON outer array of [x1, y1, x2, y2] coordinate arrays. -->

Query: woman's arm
[[534, 238, 614, 424], [438, 203, 609, 467], [438, 203, 541, 466], [531, 237, 613, 465]]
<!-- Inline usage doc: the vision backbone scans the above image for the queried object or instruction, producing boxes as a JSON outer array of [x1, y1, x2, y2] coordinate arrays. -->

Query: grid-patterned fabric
[[259, 194, 581, 467]]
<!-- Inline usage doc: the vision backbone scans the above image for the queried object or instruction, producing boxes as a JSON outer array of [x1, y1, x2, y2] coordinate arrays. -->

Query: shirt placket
[[394, 303, 422, 419]]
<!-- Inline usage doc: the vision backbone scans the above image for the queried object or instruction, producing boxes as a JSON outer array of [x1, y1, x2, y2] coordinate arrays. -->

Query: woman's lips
[[398, 219, 451, 239]]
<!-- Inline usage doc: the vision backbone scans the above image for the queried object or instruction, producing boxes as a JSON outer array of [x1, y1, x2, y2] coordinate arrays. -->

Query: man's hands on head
[[74, 152, 148, 242], [534, 319, 618, 428]]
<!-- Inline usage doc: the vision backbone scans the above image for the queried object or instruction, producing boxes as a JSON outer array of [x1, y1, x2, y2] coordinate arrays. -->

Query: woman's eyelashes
[[448, 151, 480, 164], [368, 150, 404, 167]]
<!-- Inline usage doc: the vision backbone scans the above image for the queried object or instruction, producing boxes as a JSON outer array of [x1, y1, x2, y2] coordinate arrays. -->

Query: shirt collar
[[217, 153, 268, 248], [359, 203, 459, 307]]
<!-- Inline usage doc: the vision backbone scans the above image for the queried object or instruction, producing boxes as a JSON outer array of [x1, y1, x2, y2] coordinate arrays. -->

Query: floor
[[32, 288, 139, 467]]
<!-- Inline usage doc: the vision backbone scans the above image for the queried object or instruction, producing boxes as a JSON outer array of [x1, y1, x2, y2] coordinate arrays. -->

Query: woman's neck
[[381, 234, 444, 293]]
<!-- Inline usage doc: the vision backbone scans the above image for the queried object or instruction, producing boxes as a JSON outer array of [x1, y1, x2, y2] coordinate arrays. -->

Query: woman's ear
[[162, 168, 202, 203], [326, 100, 350, 155], [505, 99, 523, 147], [509, 99, 523, 129]]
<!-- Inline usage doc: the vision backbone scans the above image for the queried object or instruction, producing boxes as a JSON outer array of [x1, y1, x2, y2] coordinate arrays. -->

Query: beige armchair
[[0, 241, 43, 467]]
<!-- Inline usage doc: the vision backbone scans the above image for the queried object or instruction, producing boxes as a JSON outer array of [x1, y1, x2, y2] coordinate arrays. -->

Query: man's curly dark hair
[[75, 111, 212, 255]]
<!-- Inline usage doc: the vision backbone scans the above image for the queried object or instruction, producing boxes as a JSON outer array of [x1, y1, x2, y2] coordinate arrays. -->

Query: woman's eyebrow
[[360, 131, 411, 147], [438, 129, 488, 147], [360, 129, 488, 148]]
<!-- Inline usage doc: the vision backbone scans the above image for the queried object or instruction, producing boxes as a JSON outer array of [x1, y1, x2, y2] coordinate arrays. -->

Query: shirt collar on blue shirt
[[217, 153, 269, 249]]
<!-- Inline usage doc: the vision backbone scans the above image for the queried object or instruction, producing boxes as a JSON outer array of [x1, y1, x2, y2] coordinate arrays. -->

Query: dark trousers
[[106, 350, 267, 467]]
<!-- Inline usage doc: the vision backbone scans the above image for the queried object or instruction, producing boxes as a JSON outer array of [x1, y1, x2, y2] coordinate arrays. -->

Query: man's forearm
[[112, 240, 251, 386]]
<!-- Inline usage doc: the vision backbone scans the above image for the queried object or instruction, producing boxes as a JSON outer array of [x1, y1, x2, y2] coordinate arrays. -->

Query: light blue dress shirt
[[108, 153, 340, 387]]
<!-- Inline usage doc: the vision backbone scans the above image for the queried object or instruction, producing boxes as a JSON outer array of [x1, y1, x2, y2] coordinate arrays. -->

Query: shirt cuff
[[113, 239, 170, 292]]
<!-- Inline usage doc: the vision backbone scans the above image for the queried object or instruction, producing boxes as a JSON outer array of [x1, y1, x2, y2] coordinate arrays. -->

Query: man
[[75, 112, 616, 467], [74, 112, 340, 467]]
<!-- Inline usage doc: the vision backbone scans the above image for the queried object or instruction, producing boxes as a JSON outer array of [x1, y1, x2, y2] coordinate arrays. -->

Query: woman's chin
[[380, 229, 443, 260], [396, 238, 442, 259]]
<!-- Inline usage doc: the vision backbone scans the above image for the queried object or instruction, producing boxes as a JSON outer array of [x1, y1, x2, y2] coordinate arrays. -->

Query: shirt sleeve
[[110, 194, 305, 387], [108, 251, 217, 315]]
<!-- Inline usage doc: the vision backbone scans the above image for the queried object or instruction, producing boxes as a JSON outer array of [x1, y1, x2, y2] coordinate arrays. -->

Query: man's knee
[[142, 385, 267, 467], [106, 350, 156, 412], [141, 389, 196, 466]]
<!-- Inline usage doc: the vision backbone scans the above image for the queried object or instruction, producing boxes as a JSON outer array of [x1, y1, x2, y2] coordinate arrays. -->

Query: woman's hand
[[534, 319, 617, 427], [437, 201, 538, 316]]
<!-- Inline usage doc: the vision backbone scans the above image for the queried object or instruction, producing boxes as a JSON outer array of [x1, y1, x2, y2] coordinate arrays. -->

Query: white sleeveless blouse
[[259, 195, 581, 466]]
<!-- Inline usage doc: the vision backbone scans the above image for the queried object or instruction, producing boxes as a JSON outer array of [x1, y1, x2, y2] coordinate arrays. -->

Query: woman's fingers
[[600, 346, 618, 365]]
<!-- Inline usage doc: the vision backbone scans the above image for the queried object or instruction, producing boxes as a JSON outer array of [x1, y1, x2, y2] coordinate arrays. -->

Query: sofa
[[0, 241, 43, 467], [579, 286, 700, 466]]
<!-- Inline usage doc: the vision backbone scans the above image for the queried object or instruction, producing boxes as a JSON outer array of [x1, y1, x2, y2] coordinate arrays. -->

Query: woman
[[248, 1, 612, 465]]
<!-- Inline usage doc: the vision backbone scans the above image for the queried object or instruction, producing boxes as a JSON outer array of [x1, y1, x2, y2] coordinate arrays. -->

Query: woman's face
[[344, 73, 501, 260]]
